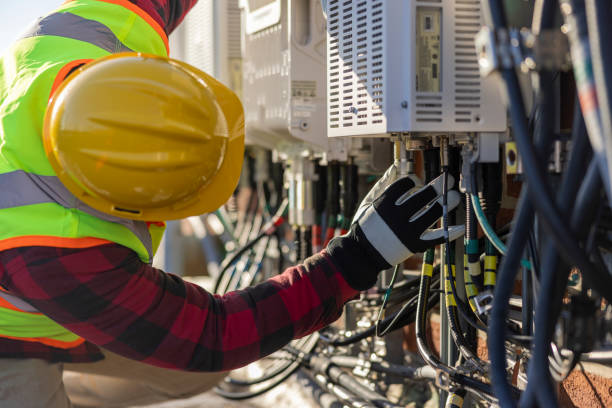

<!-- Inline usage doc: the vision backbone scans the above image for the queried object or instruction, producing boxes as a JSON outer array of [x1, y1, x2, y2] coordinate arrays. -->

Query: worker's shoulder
[[128, 0, 198, 34]]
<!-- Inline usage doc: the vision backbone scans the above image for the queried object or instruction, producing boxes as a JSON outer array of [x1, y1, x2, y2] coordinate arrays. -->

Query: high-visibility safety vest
[[0, 0, 169, 349]]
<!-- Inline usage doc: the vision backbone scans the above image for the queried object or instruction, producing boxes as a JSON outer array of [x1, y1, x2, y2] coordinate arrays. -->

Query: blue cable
[[470, 193, 532, 270]]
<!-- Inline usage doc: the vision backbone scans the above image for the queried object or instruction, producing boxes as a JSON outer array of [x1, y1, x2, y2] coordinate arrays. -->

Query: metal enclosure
[[325, 0, 507, 137], [240, 0, 328, 152], [169, 0, 242, 93]]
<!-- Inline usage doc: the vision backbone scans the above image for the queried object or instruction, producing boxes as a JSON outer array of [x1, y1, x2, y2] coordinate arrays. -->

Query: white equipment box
[[326, 0, 507, 137], [169, 0, 242, 93], [240, 0, 328, 152]]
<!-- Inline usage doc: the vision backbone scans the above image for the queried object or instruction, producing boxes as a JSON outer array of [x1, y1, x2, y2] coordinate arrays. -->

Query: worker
[[0, 0, 462, 406]]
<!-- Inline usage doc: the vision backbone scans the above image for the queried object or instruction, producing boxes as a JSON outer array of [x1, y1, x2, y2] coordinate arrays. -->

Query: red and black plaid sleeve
[[129, 0, 199, 35], [0, 245, 358, 371]]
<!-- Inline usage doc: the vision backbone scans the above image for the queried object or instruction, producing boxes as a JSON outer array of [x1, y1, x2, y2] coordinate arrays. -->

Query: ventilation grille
[[227, 0, 242, 59], [415, 95, 443, 123], [183, 0, 215, 74], [328, 0, 385, 130], [454, 0, 482, 124]]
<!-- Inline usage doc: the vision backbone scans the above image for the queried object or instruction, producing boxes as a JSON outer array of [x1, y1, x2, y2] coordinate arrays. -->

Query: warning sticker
[[415, 7, 442, 93]]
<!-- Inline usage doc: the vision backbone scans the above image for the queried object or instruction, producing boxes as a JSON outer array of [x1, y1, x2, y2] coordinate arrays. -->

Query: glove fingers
[[396, 183, 437, 211], [409, 190, 461, 232], [378, 176, 417, 203], [395, 173, 456, 212], [421, 225, 466, 244]]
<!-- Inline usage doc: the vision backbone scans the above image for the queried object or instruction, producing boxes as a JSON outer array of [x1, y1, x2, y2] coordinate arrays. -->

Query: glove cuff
[[326, 226, 390, 291]]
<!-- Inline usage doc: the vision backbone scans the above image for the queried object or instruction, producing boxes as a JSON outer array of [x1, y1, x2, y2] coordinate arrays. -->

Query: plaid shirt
[[0, 245, 358, 370], [127, 0, 199, 35]]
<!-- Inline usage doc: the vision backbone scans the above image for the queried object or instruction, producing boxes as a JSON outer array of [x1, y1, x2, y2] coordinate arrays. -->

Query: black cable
[[376, 292, 418, 337], [271, 159, 285, 212], [465, 193, 484, 291], [415, 252, 513, 400], [326, 162, 340, 233], [527, 231, 540, 279], [521, 258, 533, 337], [313, 163, 327, 254], [490, 96, 592, 406], [375, 274, 421, 295], [308, 354, 401, 408], [328, 355, 436, 380], [216, 334, 317, 400], [301, 369, 368, 408], [488, 0, 612, 303], [586, 0, 612, 201], [339, 164, 352, 231], [301, 226, 313, 259], [442, 170, 486, 371], [214, 200, 289, 294], [319, 283, 440, 347], [416, 249, 450, 372], [225, 350, 297, 386], [484, 0, 580, 404], [225, 212, 266, 292], [518, 97, 593, 406], [521, 162, 602, 407], [479, 162, 502, 292], [244, 235, 273, 288], [294, 225, 303, 262]]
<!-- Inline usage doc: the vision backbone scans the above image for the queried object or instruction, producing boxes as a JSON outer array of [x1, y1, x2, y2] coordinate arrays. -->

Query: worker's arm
[[128, 0, 199, 34], [0, 244, 357, 371], [0, 174, 462, 372]]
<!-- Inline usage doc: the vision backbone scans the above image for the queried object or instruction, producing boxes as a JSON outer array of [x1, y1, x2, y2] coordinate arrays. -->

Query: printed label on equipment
[[415, 7, 442, 93], [291, 81, 318, 118], [292, 80, 317, 98]]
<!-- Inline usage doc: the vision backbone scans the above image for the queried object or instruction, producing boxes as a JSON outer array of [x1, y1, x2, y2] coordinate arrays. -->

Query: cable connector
[[474, 291, 494, 316], [475, 26, 571, 77]]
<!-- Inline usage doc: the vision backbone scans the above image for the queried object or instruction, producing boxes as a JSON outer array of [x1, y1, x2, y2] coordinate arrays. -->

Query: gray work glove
[[328, 165, 464, 290]]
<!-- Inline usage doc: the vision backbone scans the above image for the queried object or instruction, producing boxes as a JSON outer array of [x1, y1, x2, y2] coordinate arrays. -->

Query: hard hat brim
[[179, 62, 245, 219]]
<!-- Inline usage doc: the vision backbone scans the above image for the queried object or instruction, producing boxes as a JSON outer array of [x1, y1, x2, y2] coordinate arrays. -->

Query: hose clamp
[[435, 370, 452, 392]]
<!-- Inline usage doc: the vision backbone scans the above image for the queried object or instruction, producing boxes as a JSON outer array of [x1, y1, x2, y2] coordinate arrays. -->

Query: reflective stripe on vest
[[0, 0, 167, 348], [2, 8, 155, 261], [0, 291, 38, 314], [0, 171, 154, 259], [22, 12, 134, 54]]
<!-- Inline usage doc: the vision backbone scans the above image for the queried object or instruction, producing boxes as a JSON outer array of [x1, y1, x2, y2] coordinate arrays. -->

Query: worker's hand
[[355, 172, 464, 263], [327, 172, 464, 290]]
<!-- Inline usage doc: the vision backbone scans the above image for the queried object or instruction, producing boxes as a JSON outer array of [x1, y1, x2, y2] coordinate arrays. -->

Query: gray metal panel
[[242, 0, 327, 152]]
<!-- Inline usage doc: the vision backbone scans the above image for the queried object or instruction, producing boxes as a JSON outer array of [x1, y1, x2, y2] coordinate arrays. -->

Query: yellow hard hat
[[43, 53, 244, 221]]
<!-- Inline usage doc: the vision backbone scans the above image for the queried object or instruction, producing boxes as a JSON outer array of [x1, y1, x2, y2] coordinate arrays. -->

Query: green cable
[[214, 208, 238, 244], [375, 264, 400, 337], [470, 193, 532, 270]]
